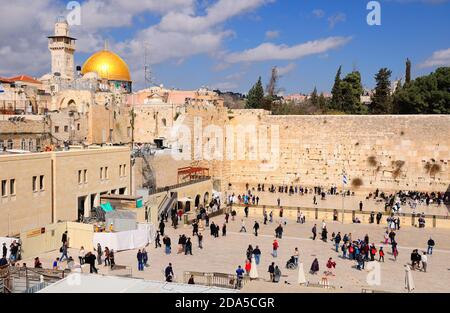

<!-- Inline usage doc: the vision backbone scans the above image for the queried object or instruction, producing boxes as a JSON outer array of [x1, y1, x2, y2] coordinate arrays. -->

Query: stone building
[[0, 146, 131, 236]]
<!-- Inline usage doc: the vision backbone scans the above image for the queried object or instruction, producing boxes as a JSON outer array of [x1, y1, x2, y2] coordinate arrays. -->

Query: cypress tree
[[246, 77, 265, 109]]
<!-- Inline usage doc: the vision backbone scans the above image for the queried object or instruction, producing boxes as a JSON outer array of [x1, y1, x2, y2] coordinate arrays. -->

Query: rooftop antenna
[[143, 42, 153, 89]]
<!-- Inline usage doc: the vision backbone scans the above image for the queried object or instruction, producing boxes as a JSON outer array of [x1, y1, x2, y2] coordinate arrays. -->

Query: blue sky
[[1, 0, 450, 94]]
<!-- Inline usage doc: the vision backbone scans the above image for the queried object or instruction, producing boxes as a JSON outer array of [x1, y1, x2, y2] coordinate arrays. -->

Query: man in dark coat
[[253, 221, 260, 237]]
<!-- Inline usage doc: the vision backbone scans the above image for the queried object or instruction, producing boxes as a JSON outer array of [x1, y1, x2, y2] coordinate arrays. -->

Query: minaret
[[48, 17, 76, 80]]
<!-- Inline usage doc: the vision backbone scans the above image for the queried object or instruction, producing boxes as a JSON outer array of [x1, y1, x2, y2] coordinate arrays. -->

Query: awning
[[100, 202, 114, 212]]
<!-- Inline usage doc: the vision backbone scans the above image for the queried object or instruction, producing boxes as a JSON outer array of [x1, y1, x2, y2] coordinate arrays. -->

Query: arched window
[[28, 139, 34, 152]]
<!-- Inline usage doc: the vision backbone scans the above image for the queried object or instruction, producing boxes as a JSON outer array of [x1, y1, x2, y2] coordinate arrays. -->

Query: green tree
[[310, 86, 318, 107], [246, 77, 265, 109], [370, 68, 392, 114], [331, 66, 343, 110], [341, 71, 366, 114], [318, 93, 328, 111], [393, 67, 450, 114]]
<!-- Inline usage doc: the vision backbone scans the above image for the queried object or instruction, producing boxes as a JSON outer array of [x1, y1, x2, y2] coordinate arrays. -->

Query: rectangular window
[[55, 126, 59, 133], [78, 170, 82, 184], [10, 179, 15, 195], [83, 169, 88, 183], [119, 165, 122, 177], [77, 123, 80, 131], [33, 176, 38, 192], [1, 180, 7, 197], [39, 175, 44, 191], [64, 125, 69, 132]]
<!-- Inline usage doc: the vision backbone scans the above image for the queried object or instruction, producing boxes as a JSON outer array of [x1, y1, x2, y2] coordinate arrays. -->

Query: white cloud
[[328, 13, 346, 29], [158, 0, 275, 33], [224, 36, 352, 63], [419, 48, 450, 68], [265, 30, 280, 39], [277, 63, 297, 76], [312, 9, 325, 18], [210, 81, 239, 91], [0, 0, 273, 84]]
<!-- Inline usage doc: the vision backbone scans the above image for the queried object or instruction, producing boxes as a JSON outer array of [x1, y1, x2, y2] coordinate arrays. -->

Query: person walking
[[272, 239, 279, 258], [142, 248, 148, 267], [312, 224, 317, 240], [137, 249, 144, 271], [334, 232, 342, 252], [95, 243, 102, 265], [268, 262, 275, 282], [310, 258, 319, 274], [253, 221, 260, 237], [155, 231, 162, 248], [165, 263, 174, 282], [253, 246, 261, 265], [163, 235, 172, 255], [84, 252, 97, 274], [236, 265, 245, 288], [427, 237, 435, 255], [244, 206, 249, 218], [60, 242, 69, 262], [393, 245, 399, 261], [240, 219, 247, 232], [421, 252, 428, 272], [61, 231, 68, 246], [78, 246, 85, 265], [185, 238, 193, 255], [245, 259, 251, 276], [198, 233, 203, 249], [104, 247, 110, 267], [379, 247, 385, 262], [109, 249, 115, 269], [2, 243, 7, 258]]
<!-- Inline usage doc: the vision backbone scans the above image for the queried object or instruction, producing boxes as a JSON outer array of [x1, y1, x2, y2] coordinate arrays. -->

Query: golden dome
[[81, 49, 131, 82]]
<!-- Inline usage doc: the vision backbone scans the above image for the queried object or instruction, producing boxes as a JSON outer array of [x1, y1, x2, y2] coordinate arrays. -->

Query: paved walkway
[[23, 214, 450, 293], [228, 186, 450, 216]]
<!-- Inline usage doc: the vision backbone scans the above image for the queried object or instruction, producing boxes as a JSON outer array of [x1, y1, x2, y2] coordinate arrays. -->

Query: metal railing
[[232, 203, 450, 228], [184, 271, 251, 290], [0, 266, 66, 293]]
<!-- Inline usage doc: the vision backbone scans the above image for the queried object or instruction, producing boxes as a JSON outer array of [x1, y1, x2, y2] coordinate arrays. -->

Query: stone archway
[[194, 194, 201, 209]]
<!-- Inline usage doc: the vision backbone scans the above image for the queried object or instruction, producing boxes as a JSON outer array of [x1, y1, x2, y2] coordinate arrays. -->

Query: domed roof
[[81, 49, 131, 82]]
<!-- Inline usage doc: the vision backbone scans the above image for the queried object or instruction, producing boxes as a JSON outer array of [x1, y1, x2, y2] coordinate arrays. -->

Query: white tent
[[405, 264, 415, 292], [297, 262, 306, 285], [249, 256, 259, 279]]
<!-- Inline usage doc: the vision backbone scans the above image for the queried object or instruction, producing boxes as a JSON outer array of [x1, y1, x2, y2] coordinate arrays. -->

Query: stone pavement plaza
[[228, 185, 450, 216], [24, 214, 450, 293]]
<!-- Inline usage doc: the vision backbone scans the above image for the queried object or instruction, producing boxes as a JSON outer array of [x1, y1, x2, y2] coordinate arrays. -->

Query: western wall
[[192, 110, 450, 193]]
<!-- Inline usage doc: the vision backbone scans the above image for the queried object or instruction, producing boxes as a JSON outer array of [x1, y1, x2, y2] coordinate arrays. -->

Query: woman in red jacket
[[245, 259, 251, 275]]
